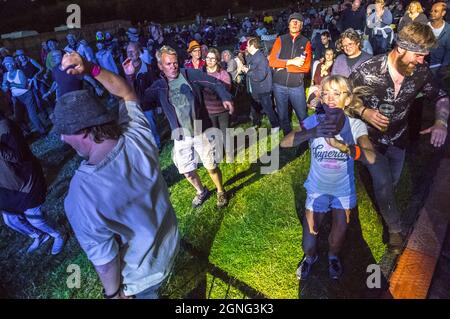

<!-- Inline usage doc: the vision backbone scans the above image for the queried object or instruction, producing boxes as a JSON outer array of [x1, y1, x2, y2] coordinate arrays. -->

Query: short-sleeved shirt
[[64, 100, 180, 296], [350, 54, 448, 148], [302, 114, 368, 197], [168, 74, 195, 136]]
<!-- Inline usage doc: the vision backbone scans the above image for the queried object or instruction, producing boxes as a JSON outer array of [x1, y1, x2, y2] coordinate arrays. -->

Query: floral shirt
[[350, 54, 448, 148]]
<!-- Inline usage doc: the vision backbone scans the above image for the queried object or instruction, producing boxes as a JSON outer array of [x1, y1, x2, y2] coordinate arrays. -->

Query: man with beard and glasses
[[349, 22, 449, 255]]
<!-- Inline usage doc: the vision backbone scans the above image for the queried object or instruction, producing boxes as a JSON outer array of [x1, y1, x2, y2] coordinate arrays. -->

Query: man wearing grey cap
[[269, 12, 312, 136], [53, 52, 180, 299], [350, 22, 449, 254]]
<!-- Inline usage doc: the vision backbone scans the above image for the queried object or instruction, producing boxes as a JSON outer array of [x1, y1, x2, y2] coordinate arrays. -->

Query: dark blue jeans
[[15, 90, 46, 134], [273, 83, 307, 135], [370, 34, 390, 55], [252, 92, 279, 128], [365, 144, 406, 233]]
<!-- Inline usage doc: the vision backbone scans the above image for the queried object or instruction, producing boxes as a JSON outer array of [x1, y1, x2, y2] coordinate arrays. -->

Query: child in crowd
[[282, 75, 376, 280]]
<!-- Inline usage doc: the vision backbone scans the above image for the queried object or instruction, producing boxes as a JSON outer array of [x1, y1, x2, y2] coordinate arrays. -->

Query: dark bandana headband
[[396, 36, 430, 54]]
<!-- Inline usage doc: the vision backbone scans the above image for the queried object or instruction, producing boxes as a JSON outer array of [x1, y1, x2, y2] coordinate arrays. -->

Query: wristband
[[350, 145, 361, 160], [360, 107, 368, 120], [102, 286, 121, 299], [91, 64, 101, 78]]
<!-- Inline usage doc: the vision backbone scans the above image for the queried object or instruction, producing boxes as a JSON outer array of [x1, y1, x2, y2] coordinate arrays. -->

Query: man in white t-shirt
[[52, 52, 180, 299], [428, 1, 450, 85]]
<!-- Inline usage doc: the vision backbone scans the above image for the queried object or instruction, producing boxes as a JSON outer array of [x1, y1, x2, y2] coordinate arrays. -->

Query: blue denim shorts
[[305, 192, 356, 213]]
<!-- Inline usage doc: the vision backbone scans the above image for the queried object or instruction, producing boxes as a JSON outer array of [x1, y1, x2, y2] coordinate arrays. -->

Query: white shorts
[[172, 133, 217, 174], [305, 192, 356, 213]]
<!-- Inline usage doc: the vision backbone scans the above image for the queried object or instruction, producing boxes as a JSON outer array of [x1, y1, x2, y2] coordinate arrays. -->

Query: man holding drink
[[349, 23, 449, 254]]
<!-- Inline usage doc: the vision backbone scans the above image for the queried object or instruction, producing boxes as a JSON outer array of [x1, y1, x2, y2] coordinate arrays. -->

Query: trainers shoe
[[328, 257, 343, 280], [388, 232, 405, 255], [192, 188, 210, 208], [296, 255, 318, 280], [27, 234, 50, 253], [51, 234, 66, 255], [216, 191, 228, 208]]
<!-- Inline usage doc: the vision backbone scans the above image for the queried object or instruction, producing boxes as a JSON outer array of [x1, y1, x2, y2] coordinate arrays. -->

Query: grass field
[[0, 100, 445, 299]]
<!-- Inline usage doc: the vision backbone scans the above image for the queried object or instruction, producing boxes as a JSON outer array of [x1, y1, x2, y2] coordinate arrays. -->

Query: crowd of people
[[0, 0, 449, 299]]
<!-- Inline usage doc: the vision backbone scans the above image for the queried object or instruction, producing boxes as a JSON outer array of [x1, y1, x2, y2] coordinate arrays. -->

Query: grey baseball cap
[[288, 12, 304, 23], [52, 90, 118, 135]]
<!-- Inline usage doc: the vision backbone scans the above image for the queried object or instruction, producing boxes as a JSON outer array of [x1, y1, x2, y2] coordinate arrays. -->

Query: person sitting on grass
[[281, 75, 376, 280]]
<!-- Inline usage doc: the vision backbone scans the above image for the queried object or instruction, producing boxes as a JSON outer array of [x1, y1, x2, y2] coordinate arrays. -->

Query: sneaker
[[26, 234, 50, 253], [388, 232, 406, 255], [51, 234, 66, 255], [328, 257, 343, 280], [296, 255, 318, 280], [192, 188, 210, 208], [216, 191, 228, 208]]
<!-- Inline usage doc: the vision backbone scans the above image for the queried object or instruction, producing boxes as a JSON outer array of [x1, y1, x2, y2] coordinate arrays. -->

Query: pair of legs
[[184, 167, 224, 195], [14, 90, 46, 134], [209, 111, 230, 148], [252, 92, 280, 128], [2, 206, 64, 254], [173, 133, 227, 207], [272, 83, 307, 135], [302, 208, 350, 259], [365, 144, 405, 234]]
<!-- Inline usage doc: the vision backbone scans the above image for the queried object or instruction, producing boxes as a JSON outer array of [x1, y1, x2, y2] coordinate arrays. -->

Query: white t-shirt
[[64, 100, 180, 296], [302, 114, 368, 197], [428, 22, 445, 38]]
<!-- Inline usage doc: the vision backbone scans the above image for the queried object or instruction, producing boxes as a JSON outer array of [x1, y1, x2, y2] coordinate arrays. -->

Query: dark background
[[0, 0, 300, 34]]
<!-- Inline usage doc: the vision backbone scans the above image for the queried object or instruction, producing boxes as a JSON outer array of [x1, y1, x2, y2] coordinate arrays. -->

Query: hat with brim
[[51, 90, 118, 135], [187, 40, 201, 53]]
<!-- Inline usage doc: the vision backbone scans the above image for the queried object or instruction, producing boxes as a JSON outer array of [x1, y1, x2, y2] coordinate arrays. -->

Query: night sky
[[0, 0, 295, 34]]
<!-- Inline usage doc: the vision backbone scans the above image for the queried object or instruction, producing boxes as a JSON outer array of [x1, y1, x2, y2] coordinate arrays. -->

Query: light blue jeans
[[2, 206, 60, 238]]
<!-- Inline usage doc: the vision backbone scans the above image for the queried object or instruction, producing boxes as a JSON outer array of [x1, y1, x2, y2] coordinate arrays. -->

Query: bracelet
[[102, 286, 121, 299], [436, 119, 448, 128], [91, 64, 101, 78], [360, 107, 368, 120]]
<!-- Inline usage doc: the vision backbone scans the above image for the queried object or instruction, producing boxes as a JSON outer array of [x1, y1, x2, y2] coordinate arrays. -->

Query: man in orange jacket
[[269, 12, 312, 135]]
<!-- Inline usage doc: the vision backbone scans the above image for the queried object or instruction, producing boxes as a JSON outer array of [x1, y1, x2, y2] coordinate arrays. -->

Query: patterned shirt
[[350, 54, 448, 148]]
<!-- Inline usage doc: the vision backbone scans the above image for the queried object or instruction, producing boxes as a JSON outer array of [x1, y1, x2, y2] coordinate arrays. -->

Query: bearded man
[[349, 22, 449, 254]]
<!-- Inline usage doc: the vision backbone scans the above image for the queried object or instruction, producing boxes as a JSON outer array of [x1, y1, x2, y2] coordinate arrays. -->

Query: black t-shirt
[[346, 55, 361, 70], [52, 65, 84, 97]]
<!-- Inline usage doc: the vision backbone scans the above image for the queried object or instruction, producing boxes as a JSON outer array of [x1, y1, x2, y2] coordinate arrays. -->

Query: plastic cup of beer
[[379, 104, 395, 132]]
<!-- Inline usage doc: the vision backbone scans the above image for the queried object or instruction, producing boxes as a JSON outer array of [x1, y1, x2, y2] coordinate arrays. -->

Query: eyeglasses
[[205, 57, 217, 61], [192, 49, 201, 53], [342, 42, 356, 49], [320, 91, 348, 99]]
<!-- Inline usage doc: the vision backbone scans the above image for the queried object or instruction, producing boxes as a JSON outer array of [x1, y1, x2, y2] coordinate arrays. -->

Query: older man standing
[[350, 23, 449, 254], [428, 1, 450, 85], [269, 12, 312, 135], [145, 46, 234, 208]]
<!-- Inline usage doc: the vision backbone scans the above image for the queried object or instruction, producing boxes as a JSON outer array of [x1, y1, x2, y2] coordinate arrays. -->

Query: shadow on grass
[[294, 207, 389, 299]]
